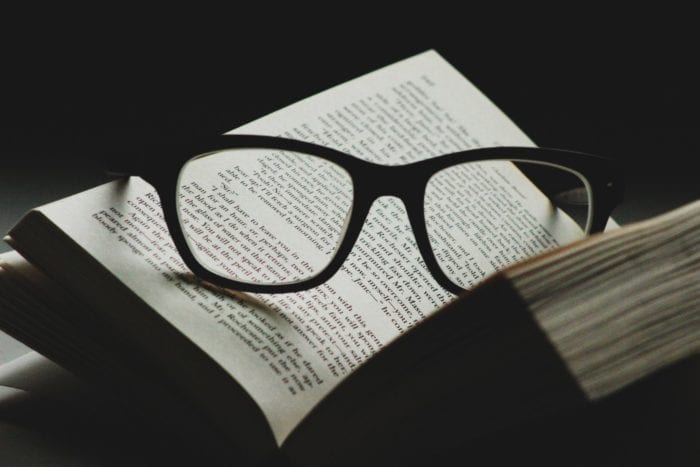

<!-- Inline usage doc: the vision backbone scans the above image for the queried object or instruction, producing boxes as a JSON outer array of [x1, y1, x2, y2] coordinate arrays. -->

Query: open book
[[0, 50, 659, 465]]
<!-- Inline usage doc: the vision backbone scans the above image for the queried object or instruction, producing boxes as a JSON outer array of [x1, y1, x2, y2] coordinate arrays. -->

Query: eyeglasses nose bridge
[[367, 164, 425, 198]]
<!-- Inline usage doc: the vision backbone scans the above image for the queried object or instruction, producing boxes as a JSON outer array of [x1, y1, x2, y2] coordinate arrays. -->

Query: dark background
[[2, 20, 700, 465]]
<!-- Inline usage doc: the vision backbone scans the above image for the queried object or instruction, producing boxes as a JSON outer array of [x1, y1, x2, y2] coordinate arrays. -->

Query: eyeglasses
[[109, 134, 624, 294]]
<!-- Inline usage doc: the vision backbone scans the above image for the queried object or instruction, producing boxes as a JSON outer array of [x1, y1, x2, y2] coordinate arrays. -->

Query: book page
[[0, 330, 31, 367], [0, 254, 33, 366], [25, 50, 582, 444]]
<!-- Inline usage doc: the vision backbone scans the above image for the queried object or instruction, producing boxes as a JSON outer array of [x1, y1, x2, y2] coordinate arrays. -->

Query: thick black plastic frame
[[113, 134, 624, 294]]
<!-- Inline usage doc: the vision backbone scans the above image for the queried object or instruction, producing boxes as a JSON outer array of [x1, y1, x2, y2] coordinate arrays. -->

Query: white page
[[0, 331, 30, 368], [29, 50, 584, 444]]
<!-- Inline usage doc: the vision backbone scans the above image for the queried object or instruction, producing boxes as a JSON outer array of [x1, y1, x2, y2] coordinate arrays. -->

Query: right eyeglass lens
[[424, 159, 592, 289], [176, 147, 354, 285]]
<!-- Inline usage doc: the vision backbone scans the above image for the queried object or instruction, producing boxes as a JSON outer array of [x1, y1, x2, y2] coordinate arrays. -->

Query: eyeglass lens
[[425, 160, 591, 289], [177, 149, 354, 285]]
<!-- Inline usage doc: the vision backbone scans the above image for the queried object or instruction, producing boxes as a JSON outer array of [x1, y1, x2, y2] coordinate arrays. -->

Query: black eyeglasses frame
[[110, 134, 624, 294]]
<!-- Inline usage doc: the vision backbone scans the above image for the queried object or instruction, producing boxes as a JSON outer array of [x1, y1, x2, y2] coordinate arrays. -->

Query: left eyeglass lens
[[424, 159, 592, 289], [177, 148, 354, 285]]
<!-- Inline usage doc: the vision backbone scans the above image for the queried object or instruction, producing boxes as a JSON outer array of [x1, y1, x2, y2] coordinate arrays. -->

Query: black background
[[2, 18, 700, 466]]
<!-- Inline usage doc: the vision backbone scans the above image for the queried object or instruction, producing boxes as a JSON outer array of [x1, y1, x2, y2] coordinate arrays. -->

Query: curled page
[[0, 351, 86, 400]]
